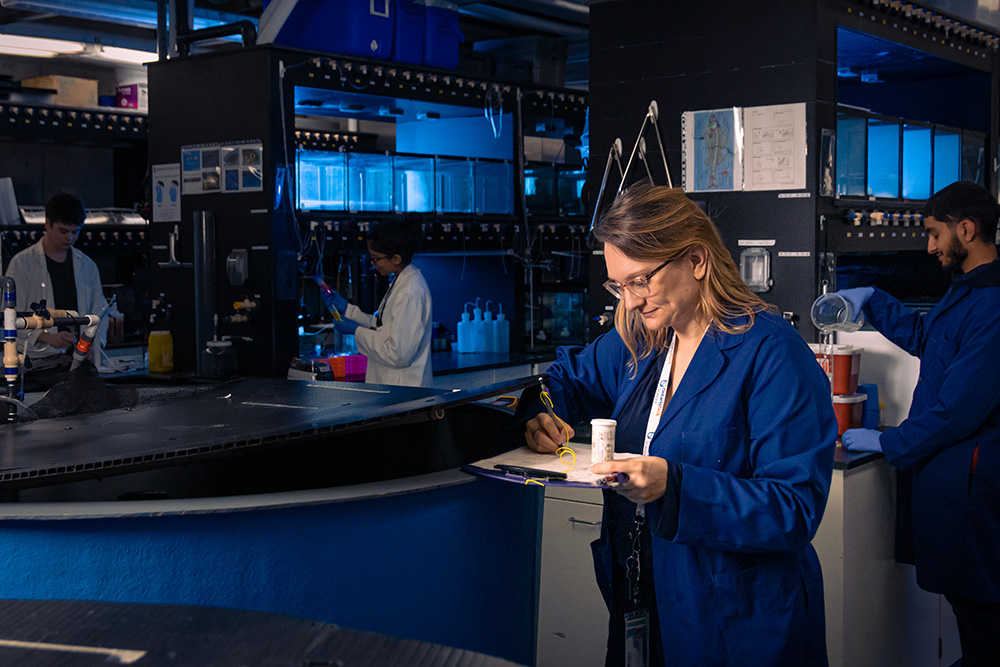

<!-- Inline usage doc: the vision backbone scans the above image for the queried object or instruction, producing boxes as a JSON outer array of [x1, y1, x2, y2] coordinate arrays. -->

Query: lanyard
[[643, 332, 676, 457], [375, 269, 400, 328]]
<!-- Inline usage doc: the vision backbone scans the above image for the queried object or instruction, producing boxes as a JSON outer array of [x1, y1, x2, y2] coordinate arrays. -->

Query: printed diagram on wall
[[682, 108, 743, 192], [182, 140, 263, 195], [682, 103, 806, 193], [743, 103, 807, 191]]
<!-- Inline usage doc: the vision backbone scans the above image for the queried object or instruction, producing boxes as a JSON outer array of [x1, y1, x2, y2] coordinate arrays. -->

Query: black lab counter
[[0, 377, 541, 666]]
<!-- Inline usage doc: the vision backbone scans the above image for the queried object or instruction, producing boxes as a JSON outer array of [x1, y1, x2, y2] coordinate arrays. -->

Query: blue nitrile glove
[[327, 290, 348, 313], [836, 287, 875, 323], [332, 318, 360, 336], [842, 428, 882, 453]]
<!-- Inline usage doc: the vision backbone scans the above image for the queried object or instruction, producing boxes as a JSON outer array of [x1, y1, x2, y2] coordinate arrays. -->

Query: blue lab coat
[[863, 258, 1000, 602], [547, 311, 836, 665]]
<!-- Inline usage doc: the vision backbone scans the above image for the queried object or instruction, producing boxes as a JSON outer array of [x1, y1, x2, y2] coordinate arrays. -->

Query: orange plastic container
[[809, 343, 863, 395], [327, 354, 367, 382], [833, 392, 867, 436]]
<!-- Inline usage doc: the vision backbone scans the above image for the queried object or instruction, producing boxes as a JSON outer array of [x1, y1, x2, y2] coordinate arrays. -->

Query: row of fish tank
[[296, 149, 587, 216], [297, 150, 513, 214], [836, 108, 986, 200]]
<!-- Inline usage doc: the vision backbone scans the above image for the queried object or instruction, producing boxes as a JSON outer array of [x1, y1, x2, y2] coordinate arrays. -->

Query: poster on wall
[[181, 143, 220, 195], [220, 140, 264, 193], [151, 163, 181, 222], [742, 103, 807, 191], [181, 140, 263, 195], [682, 108, 743, 193]]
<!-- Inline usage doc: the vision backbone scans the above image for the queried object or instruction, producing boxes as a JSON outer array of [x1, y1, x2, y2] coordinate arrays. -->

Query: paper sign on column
[[151, 163, 181, 223], [743, 103, 807, 191]]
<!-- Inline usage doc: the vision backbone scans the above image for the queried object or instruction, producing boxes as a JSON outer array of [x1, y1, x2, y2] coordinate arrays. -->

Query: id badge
[[624, 608, 649, 667]]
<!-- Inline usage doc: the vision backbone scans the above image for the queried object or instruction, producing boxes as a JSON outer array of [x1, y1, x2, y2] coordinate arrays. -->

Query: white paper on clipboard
[[469, 445, 641, 485]]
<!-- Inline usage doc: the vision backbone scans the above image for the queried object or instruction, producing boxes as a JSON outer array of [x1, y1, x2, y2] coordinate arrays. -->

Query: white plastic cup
[[811, 293, 865, 333], [591, 419, 617, 464]]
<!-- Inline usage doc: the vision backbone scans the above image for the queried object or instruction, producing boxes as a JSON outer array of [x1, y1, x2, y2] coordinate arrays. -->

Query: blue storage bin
[[261, 0, 393, 59], [423, 0, 463, 69], [392, 0, 424, 64]]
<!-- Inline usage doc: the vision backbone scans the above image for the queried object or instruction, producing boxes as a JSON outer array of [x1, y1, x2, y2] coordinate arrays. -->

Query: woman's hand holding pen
[[525, 413, 575, 454], [591, 457, 669, 505]]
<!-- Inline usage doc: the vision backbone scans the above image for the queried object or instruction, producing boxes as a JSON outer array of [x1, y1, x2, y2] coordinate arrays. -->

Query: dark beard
[[945, 234, 968, 275]]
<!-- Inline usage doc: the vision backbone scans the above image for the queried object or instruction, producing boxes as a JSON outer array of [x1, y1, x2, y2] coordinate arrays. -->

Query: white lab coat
[[4, 239, 108, 359], [346, 263, 433, 387]]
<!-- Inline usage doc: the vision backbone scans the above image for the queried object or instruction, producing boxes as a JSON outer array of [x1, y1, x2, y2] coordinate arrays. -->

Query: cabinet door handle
[[568, 517, 601, 526]]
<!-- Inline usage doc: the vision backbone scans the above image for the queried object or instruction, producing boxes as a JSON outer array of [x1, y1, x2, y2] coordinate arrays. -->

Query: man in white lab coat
[[5, 192, 107, 388]]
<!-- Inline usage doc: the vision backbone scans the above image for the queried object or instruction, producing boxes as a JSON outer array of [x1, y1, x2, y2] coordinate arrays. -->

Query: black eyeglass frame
[[602, 258, 672, 299]]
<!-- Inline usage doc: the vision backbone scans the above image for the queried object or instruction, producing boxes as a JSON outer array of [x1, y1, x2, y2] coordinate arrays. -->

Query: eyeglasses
[[603, 259, 671, 299], [369, 253, 389, 264]]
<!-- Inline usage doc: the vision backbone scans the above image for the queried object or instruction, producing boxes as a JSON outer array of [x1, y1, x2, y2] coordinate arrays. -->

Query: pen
[[495, 464, 567, 480], [539, 377, 563, 436]]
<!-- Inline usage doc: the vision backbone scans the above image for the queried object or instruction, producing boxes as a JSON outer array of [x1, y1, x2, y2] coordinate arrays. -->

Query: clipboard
[[464, 444, 641, 488]]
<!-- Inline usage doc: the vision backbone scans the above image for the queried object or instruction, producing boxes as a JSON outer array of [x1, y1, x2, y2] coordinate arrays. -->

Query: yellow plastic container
[[148, 330, 174, 373]]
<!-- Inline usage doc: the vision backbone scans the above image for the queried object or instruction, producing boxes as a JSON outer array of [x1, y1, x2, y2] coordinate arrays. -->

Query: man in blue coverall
[[839, 181, 1000, 667]]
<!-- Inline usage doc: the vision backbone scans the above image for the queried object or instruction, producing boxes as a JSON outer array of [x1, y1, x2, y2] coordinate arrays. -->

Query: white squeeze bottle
[[457, 302, 474, 353], [472, 298, 484, 353], [482, 300, 495, 353], [493, 302, 509, 353]]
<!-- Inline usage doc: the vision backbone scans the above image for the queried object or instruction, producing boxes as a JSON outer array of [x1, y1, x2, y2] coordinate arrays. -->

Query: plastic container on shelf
[[393, 154, 435, 212], [148, 330, 173, 373], [435, 157, 474, 213], [423, 0, 463, 69], [475, 159, 513, 214], [348, 152, 392, 212], [392, 0, 425, 64], [260, 0, 394, 59]]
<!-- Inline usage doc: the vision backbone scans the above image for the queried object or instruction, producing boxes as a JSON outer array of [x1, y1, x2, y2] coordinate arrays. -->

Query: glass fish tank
[[348, 152, 392, 212], [475, 159, 513, 215], [902, 123, 931, 200], [962, 131, 985, 187], [933, 128, 961, 192], [524, 163, 557, 216], [393, 155, 435, 213], [835, 113, 866, 197], [297, 149, 346, 210], [867, 118, 901, 198], [435, 157, 474, 213], [557, 166, 587, 216]]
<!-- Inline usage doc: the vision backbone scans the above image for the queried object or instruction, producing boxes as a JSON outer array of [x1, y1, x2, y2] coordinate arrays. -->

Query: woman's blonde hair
[[593, 182, 771, 372]]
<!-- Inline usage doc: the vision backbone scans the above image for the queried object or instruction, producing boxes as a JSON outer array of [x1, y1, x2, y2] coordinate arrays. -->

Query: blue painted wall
[[0, 478, 543, 665]]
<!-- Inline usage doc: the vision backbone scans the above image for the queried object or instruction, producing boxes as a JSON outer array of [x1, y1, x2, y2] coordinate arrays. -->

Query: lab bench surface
[[0, 599, 524, 667], [432, 350, 556, 376]]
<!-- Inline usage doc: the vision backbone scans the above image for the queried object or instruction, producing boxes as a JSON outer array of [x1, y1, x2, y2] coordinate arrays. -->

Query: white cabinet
[[813, 456, 960, 667], [537, 486, 608, 667]]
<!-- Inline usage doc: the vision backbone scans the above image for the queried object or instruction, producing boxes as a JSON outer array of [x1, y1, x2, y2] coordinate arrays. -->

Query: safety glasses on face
[[369, 253, 389, 264], [603, 258, 672, 299]]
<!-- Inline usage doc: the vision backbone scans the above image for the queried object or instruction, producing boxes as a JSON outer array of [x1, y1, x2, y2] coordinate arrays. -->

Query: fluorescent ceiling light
[[92, 45, 156, 64], [0, 45, 57, 57], [0, 34, 86, 54]]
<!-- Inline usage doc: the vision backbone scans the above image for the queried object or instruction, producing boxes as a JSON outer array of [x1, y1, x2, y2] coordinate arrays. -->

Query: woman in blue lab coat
[[523, 184, 837, 665]]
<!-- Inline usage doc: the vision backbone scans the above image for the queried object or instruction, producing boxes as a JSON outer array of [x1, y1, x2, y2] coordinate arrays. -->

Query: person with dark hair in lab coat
[[520, 183, 836, 665], [4, 191, 107, 391], [838, 181, 1000, 667], [327, 215, 433, 387]]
